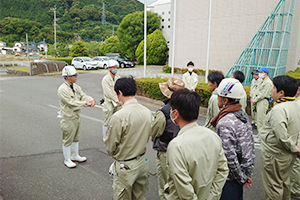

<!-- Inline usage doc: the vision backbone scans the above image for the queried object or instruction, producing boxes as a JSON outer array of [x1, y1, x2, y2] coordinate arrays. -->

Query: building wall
[[170, 0, 300, 73], [148, 1, 172, 48]]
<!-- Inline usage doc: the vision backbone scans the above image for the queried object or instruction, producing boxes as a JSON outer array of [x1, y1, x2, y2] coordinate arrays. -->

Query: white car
[[92, 56, 115, 69], [71, 57, 99, 70]]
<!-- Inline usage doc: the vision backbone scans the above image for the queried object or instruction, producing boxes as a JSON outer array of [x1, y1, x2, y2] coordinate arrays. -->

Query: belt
[[123, 152, 145, 162]]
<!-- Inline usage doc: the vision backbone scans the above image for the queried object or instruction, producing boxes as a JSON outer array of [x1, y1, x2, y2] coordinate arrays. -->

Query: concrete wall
[[170, 0, 300, 73]]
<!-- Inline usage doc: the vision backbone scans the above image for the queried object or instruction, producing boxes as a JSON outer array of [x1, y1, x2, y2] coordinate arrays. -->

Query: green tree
[[100, 36, 120, 55], [47, 43, 70, 57], [70, 41, 88, 57], [86, 41, 102, 57], [117, 11, 160, 58], [135, 29, 168, 65]]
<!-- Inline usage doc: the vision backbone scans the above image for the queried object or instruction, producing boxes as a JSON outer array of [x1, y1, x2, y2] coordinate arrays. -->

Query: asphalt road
[[0, 68, 265, 200]]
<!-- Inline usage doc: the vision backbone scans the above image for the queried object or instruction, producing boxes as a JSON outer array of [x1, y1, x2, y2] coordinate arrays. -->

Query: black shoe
[[252, 124, 257, 130]]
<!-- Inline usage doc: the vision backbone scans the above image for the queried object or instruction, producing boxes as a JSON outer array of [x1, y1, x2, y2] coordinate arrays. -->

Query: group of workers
[[57, 60, 300, 200]]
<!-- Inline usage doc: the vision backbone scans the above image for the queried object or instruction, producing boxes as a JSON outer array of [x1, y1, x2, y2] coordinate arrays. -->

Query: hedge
[[47, 57, 73, 65], [136, 77, 251, 115]]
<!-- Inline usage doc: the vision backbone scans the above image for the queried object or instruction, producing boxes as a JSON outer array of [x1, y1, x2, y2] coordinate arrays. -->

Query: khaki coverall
[[204, 91, 220, 131], [250, 78, 261, 125], [240, 89, 247, 111], [105, 99, 152, 200], [102, 72, 120, 126], [260, 98, 300, 200], [291, 96, 300, 197], [182, 71, 198, 91], [165, 122, 229, 200], [57, 82, 94, 146], [253, 76, 273, 134], [150, 111, 167, 200]]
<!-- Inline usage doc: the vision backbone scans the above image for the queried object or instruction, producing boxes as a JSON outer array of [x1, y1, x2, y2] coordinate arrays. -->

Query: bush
[[285, 67, 300, 79], [47, 57, 73, 65], [136, 77, 251, 115], [135, 29, 168, 65]]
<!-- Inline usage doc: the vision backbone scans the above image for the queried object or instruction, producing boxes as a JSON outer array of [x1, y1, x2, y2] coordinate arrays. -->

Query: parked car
[[92, 56, 117, 69], [106, 53, 135, 68], [71, 57, 99, 70]]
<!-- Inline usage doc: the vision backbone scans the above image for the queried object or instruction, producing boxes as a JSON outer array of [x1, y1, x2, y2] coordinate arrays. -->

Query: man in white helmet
[[211, 78, 255, 200], [101, 60, 121, 142], [57, 66, 95, 168]]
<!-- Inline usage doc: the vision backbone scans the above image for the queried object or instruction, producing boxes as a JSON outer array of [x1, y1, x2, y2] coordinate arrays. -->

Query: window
[[169, 11, 171, 14], [162, 26, 164, 29], [162, 19, 164, 22], [168, 18, 170, 21], [168, 25, 170, 28], [162, 12, 164, 15]]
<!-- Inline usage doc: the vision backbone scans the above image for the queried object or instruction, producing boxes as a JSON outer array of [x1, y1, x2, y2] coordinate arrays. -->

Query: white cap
[[217, 78, 245, 99], [62, 65, 78, 76]]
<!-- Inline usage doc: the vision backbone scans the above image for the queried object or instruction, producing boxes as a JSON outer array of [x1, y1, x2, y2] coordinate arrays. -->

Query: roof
[[148, 0, 171, 7]]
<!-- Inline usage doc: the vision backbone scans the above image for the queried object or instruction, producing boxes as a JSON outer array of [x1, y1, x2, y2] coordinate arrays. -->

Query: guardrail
[[1, 61, 31, 67]]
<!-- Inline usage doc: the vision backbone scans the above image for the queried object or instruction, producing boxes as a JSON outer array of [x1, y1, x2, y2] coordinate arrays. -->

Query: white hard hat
[[62, 66, 78, 77], [217, 78, 245, 99], [107, 60, 118, 68]]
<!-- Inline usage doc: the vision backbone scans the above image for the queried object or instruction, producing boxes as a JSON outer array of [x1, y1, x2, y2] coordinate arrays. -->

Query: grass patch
[[9, 67, 30, 72]]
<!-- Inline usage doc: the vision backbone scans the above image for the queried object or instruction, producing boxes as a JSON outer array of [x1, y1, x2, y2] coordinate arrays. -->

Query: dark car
[[106, 53, 135, 68]]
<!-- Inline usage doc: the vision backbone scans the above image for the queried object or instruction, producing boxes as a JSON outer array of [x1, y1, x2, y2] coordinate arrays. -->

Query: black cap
[[252, 70, 259, 75]]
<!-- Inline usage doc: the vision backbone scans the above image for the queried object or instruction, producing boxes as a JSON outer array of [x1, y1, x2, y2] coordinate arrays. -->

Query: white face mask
[[188, 68, 193, 72], [170, 109, 177, 124], [258, 73, 265, 79], [111, 68, 117, 75]]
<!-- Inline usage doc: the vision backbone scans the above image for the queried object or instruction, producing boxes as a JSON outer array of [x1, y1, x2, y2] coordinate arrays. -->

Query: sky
[[137, 0, 156, 5]]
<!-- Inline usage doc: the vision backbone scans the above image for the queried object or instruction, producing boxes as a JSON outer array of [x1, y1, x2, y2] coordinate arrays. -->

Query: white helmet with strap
[[217, 78, 245, 99], [62, 66, 78, 77], [107, 60, 118, 68]]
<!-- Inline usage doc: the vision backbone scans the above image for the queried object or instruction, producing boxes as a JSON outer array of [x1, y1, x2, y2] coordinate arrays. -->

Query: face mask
[[170, 109, 177, 124], [258, 73, 265, 79], [188, 68, 193, 72], [111, 68, 117, 75]]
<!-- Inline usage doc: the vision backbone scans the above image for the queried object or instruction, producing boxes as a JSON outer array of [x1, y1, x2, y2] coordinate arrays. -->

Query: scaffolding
[[226, 0, 295, 85]]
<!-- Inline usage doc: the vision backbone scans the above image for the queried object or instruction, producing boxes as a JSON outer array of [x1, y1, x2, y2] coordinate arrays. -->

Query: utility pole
[[102, 2, 106, 25], [26, 33, 29, 58], [50, 6, 57, 50]]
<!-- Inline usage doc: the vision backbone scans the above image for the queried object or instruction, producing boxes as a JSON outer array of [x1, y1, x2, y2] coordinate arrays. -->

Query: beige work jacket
[[165, 122, 229, 200], [204, 92, 220, 131], [260, 98, 300, 156], [57, 82, 94, 119], [253, 76, 273, 103], [102, 72, 120, 106], [183, 72, 198, 91], [105, 99, 152, 161]]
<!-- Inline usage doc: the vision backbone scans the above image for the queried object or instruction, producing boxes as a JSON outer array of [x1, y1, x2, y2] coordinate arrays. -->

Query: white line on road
[[47, 104, 104, 123]]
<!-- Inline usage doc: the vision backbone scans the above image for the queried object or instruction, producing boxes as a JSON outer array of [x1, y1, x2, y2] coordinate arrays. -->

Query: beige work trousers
[[261, 151, 296, 200], [251, 104, 257, 125], [103, 102, 120, 126], [113, 154, 149, 200], [291, 157, 300, 196], [156, 151, 167, 200], [256, 99, 269, 135], [61, 117, 81, 147]]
